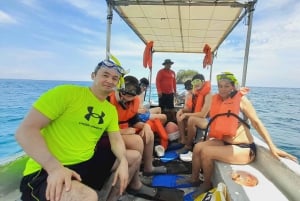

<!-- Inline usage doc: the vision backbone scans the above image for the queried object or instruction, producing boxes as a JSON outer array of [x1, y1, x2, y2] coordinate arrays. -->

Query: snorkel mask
[[216, 72, 239, 89]]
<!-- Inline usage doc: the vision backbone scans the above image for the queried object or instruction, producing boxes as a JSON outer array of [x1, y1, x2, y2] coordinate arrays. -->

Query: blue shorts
[[138, 111, 151, 122]]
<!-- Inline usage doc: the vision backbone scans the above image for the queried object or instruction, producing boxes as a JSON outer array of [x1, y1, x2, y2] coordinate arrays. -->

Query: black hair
[[124, 75, 141, 95], [140, 77, 149, 86], [184, 80, 192, 90], [192, 74, 205, 81]]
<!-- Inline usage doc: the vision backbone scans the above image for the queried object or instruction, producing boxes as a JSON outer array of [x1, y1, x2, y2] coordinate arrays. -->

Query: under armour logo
[[84, 106, 105, 124]]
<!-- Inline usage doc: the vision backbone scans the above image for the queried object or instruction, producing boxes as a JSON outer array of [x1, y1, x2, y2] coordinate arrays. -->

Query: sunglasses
[[95, 60, 125, 75], [120, 89, 136, 96], [191, 79, 203, 86]]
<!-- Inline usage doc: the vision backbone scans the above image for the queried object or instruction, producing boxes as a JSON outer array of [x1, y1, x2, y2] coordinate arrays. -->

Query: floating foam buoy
[[165, 122, 179, 141]]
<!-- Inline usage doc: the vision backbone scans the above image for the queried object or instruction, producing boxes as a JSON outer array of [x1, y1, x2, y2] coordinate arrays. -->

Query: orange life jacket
[[143, 41, 153, 69], [108, 92, 140, 129], [186, 81, 211, 112], [208, 88, 249, 139], [146, 118, 169, 149], [203, 44, 212, 69]]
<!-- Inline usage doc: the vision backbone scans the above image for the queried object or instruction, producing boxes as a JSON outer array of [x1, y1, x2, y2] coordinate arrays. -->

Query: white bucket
[[154, 145, 165, 157]]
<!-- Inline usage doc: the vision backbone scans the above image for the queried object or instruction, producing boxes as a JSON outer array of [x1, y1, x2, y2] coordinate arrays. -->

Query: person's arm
[[241, 96, 298, 162], [186, 93, 212, 118], [15, 108, 81, 201], [107, 131, 129, 195], [138, 93, 147, 114], [173, 71, 177, 94], [156, 70, 162, 97]]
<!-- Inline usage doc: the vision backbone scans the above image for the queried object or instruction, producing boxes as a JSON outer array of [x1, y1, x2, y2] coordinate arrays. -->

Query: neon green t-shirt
[[23, 85, 119, 176]]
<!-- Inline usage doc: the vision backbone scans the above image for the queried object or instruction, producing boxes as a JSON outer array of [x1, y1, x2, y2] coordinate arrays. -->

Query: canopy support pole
[[148, 67, 152, 104], [106, 2, 113, 60], [241, 0, 256, 87]]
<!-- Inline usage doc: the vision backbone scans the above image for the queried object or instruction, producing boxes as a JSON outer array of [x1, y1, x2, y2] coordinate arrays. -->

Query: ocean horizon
[[0, 78, 299, 164]]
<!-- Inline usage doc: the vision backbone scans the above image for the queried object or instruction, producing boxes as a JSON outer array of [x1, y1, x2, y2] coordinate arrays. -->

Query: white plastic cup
[[155, 145, 165, 157]]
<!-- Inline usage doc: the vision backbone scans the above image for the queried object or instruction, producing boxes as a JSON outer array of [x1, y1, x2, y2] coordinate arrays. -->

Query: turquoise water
[[0, 79, 300, 163]]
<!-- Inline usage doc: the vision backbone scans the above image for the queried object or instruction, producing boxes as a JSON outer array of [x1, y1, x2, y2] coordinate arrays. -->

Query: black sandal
[[127, 186, 184, 201]]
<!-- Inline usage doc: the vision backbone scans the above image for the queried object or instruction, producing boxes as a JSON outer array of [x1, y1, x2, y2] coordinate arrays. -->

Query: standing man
[[156, 59, 177, 111]]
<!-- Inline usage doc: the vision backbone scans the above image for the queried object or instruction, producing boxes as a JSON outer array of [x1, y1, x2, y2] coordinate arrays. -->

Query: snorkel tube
[[108, 53, 130, 90]]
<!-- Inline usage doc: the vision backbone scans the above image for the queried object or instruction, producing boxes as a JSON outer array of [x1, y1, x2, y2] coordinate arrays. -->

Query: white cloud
[[63, 0, 107, 20], [0, 10, 17, 24], [0, 1, 299, 88]]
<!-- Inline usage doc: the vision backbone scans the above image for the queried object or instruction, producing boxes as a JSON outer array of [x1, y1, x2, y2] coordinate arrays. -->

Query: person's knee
[[145, 130, 154, 141], [62, 181, 98, 201], [135, 137, 144, 154], [193, 142, 205, 153], [126, 149, 142, 165]]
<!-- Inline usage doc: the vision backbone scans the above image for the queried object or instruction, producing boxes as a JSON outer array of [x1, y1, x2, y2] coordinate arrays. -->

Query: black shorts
[[20, 135, 115, 201], [224, 141, 257, 158], [159, 93, 174, 109]]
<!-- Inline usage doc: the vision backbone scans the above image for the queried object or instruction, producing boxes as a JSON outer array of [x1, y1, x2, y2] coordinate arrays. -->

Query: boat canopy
[[107, 0, 255, 54], [106, 0, 257, 86]]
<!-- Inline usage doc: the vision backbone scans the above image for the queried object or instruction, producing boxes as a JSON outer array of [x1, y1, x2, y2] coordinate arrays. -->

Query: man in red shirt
[[156, 59, 177, 110]]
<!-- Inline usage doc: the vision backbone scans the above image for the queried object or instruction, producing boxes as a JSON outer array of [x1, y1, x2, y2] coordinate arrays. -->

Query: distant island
[[176, 69, 198, 84]]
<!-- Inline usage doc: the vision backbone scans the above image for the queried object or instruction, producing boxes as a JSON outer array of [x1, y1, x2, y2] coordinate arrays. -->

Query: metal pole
[[148, 68, 152, 104], [241, 1, 256, 87], [209, 52, 213, 82], [106, 1, 113, 60]]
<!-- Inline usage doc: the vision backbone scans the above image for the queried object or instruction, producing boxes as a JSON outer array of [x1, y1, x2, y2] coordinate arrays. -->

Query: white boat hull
[[212, 136, 300, 201]]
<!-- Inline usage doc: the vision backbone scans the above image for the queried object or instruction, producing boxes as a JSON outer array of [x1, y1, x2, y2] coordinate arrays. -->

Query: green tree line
[[176, 69, 198, 84]]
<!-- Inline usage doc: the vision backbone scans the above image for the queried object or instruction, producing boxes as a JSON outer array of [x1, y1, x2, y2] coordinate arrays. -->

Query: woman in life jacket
[[176, 74, 212, 154], [108, 75, 167, 176], [190, 72, 298, 193]]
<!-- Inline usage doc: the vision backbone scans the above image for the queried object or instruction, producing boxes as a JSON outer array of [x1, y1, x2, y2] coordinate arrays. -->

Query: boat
[[103, 1, 300, 201], [1, 1, 300, 201]]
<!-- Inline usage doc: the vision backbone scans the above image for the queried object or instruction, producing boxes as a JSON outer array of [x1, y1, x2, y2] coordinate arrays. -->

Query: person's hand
[[46, 166, 81, 201], [271, 147, 299, 163], [112, 157, 129, 195], [121, 128, 136, 135], [179, 113, 186, 121], [140, 108, 148, 114], [176, 109, 183, 118]]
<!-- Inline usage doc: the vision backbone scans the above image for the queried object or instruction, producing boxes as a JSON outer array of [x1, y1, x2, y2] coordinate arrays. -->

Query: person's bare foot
[[189, 182, 213, 199]]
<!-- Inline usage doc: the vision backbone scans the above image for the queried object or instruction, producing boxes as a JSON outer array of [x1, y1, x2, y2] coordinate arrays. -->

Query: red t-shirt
[[156, 68, 176, 94]]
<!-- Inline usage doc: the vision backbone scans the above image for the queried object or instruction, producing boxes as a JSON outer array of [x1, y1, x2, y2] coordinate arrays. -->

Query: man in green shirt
[[16, 60, 142, 201]]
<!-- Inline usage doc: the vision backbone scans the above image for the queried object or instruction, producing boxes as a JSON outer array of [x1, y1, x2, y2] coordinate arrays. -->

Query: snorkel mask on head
[[99, 53, 130, 90], [118, 75, 140, 109], [216, 72, 239, 89]]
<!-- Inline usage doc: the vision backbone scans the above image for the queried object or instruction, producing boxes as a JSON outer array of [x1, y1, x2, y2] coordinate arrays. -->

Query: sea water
[[0, 79, 299, 163]]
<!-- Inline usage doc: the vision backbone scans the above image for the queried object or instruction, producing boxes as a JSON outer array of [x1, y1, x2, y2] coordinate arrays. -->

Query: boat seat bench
[[212, 144, 300, 201]]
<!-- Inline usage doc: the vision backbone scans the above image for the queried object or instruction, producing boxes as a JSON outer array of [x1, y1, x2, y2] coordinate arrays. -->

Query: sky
[[0, 0, 300, 88]]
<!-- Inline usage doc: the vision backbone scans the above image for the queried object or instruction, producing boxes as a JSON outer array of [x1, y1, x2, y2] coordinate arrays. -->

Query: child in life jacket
[[108, 75, 167, 176], [176, 74, 212, 154], [138, 77, 167, 124]]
